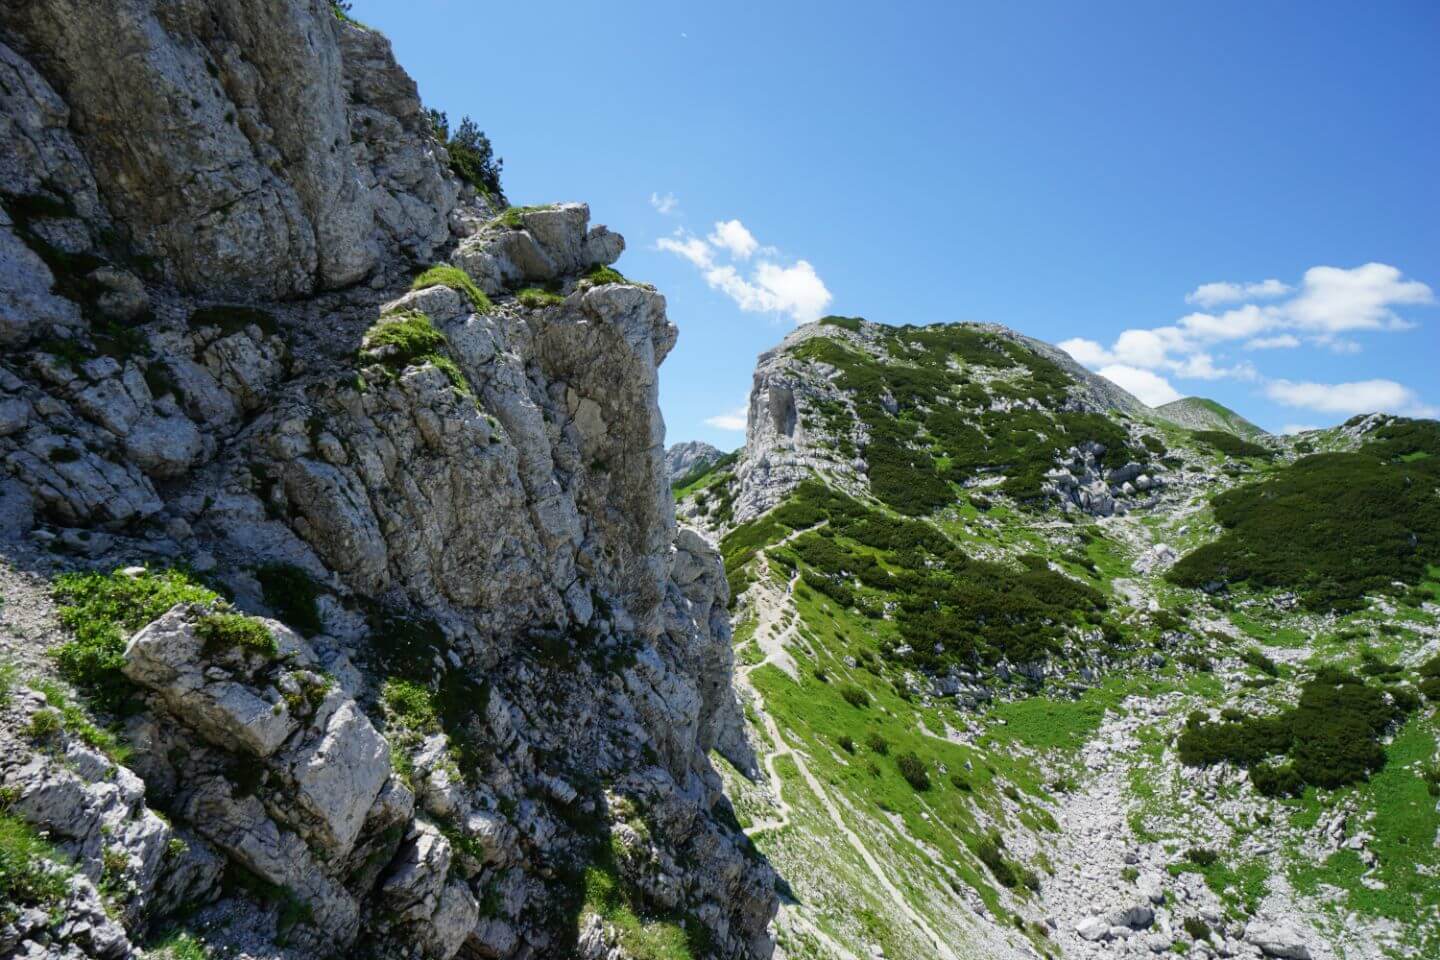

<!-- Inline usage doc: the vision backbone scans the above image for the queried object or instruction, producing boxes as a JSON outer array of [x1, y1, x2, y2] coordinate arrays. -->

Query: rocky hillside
[[1155, 398, 1268, 439], [666, 442, 726, 485], [675, 317, 1440, 960], [0, 5, 774, 960]]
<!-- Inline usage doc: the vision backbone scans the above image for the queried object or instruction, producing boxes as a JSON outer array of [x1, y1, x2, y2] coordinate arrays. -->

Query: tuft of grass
[[195, 614, 278, 660], [381, 678, 440, 733], [148, 931, 209, 960], [583, 264, 630, 286], [516, 286, 565, 309], [581, 848, 707, 960], [494, 204, 554, 230], [359, 312, 471, 396], [0, 813, 71, 926], [54, 569, 219, 713], [411, 264, 493, 313]]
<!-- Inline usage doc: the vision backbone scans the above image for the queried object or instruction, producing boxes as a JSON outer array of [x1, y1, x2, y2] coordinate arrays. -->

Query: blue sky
[[355, 0, 1439, 447]]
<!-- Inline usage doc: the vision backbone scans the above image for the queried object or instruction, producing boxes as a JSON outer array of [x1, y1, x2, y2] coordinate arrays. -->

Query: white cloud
[[1280, 424, 1319, 435], [1286, 263, 1432, 334], [649, 192, 679, 215], [655, 232, 713, 269], [1244, 334, 1300, 350], [704, 260, 832, 324], [1062, 264, 1432, 409], [657, 221, 832, 325], [707, 219, 758, 260], [1097, 365, 1183, 406], [1058, 337, 1110, 367], [1186, 278, 1291, 308], [705, 404, 748, 431], [1265, 379, 1439, 418]]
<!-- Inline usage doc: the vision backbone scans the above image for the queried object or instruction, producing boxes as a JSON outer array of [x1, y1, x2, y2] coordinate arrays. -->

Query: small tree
[[429, 111, 503, 198]]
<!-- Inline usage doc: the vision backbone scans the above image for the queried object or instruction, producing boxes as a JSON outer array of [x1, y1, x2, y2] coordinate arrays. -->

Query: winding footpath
[[737, 557, 962, 960]]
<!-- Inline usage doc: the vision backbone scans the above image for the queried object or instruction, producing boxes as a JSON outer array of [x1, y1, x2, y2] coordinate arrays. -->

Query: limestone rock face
[[0, 7, 774, 959], [0, 0, 458, 299]]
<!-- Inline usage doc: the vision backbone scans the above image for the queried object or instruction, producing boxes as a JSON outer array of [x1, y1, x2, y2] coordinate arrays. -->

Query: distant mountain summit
[[1154, 397, 1267, 438], [664, 440, 725, 483]]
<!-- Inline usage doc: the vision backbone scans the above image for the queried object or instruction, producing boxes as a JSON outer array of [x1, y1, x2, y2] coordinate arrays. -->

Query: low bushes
[[53, 568, 218, 713], [1170, 420, 1440, 610], [1178, 668, 1415, 792]]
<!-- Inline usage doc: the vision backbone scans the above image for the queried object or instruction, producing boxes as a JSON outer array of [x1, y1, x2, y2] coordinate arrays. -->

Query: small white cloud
[[1265, 378, 1439, 418], [1097, 365, 1183, 407], [705, 404, 748, 431], [1280, 424, 1319, 435], [655, 232, 712, 269], [650, 192, 679, 215], [705, 260, 832, 325], [1185, 278, 1291, 308], [1244, 334, 1301, 350], [707, 219, 759, 260], [657, 221, 832, 325]]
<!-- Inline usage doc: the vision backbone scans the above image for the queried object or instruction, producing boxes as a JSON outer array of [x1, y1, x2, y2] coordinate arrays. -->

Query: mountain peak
[[1154, 396, 1267, 438]]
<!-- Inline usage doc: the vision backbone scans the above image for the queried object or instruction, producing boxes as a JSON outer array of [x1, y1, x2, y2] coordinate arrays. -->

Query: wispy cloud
[[1265, 379, 1439, 418], [649, 191, 679, 215], [1062, 263, 1434, 416], [1186, 278, 1291, 308], [657, 219, 833, 324], [705, 403, 748, 431]]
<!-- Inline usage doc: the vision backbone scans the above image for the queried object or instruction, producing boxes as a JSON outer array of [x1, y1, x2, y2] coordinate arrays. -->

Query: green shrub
[[839, 684, 870, 708], [1184, 848, 1218, 867], [865, 732, 889, 755], [974, 831, 1017, 887], [1182, 917, 1212, 942], [411, 264, 492, 312], [255, 564, 323, 637], [195, 614, 278, 659], [54, 568, 218, 713], [1192, 430, 1274, 460], [1240, 648, 1279, 676], [949, 773, 972, 792], [381, 679, 440, 733], [1250, 762, 1304, 797], [427, 112, 502, 196], [838, 735, 855, 754], [1170, 421, 1440, 610], [896, 752, 931, 791]]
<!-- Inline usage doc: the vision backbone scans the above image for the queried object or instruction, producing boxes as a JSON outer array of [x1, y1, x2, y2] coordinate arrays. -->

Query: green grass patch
[[411, 264, 493, 312], [516, 286, 566, 308], [359, 311, 471, 396], [53, 568, 219, 713], [0, 812, 71, 926], [195, 613, 278, 660]]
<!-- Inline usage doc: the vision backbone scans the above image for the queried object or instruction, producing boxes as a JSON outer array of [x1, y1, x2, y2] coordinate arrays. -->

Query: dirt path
[[738, 557, 962, 960]]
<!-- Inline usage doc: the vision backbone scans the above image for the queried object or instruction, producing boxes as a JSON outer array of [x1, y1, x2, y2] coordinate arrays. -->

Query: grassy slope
[[699, 326, 1440, 960]]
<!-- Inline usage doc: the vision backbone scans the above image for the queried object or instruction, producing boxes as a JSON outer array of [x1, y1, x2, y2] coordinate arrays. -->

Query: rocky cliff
[[0, 4, 775, 959]]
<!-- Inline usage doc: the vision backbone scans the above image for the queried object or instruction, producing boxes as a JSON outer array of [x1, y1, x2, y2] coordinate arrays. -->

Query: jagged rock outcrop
[[0, 5, 775, 958], [0, 0, 456, 300]]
